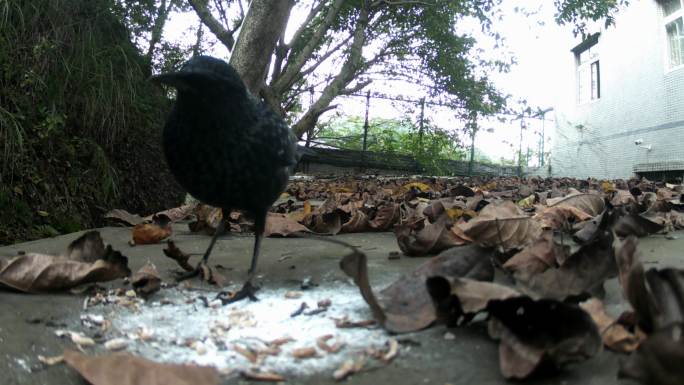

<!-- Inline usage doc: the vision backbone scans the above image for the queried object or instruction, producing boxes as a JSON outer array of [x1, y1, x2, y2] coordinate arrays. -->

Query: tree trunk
[[229, 0, 294, 96], [144, 0, 171, 76], [290, 1, 371, 138]]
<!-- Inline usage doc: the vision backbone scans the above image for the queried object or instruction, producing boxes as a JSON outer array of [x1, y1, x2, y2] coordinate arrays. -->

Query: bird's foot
[[215, 280, 260, 305], [175, 263, 201, 282], [174, 260, 227, 286]]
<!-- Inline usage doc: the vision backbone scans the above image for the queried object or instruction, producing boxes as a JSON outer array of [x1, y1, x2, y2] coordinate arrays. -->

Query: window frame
[[662, 0, 684, 72], [574, 37, 601, 105]]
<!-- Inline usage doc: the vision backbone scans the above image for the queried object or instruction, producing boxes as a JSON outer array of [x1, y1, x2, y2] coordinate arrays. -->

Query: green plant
[[314, 115, 467, 174]]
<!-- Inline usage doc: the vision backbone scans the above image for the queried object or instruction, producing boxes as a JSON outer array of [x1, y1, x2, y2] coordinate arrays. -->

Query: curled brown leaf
[[63, 350, 220, 385]]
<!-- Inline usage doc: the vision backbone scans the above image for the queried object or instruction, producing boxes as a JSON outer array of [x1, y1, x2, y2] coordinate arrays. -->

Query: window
[[572, 34, 600, 104], [590, 61, 600, 100], [662, 0, 684, 69]]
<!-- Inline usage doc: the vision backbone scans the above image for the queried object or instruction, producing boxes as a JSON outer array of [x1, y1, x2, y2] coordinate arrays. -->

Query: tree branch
[[272, 0, 346, 94], [291, 1, 371, 138], [286, 0, 326, 47], [270, 0, 326, 81], [340, 79, 372, 95], [144, 0, 172, 76], [188, 0, 236, 51], [298, 35, 352, 79]]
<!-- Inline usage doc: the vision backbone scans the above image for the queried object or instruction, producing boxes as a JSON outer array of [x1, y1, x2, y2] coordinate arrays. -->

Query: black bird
[[152, 56, 297, 296]]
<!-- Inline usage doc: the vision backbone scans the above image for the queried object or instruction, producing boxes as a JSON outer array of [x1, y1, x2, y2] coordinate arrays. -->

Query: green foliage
[[0, 0, 179, 244], [285, 0, 510, 122], [554, 0, 628, 37], [0, 0, 161, 151], [314, 115, 466, 173], [112, 0, 192, 74]]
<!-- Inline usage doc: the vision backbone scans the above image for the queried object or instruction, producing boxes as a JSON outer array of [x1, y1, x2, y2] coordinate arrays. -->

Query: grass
[[0, 0, 180, 244]]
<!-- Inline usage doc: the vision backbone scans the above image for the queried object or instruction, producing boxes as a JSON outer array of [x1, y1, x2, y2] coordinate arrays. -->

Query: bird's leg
[[217, 213, 265, 303], [201, 218, 225, 264], [176, 219, 225, 282], [247, 212, 266, 279], [248, 222, 264, 276]]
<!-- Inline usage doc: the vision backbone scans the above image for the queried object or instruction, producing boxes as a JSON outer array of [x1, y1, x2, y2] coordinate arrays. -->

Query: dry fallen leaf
[[580, 298, 642, 353], [188, 205, 223, 235], [131, 215, 172, 245], [106, 204, 196, 226], [380, 244, 494, 332], [340, 207, 370, 233], [611, 189, 637, 206], [547, 193, 605, 216], [427, 277, 521, 321], [533, 205, 593, 230], [0, 232, 130, 293], [613, 212, 665, 238], [458, 201, 542, 253], [143, 204, 197, 223], [104, 209, 144, 226], [303, 211, 343, 235], [502, 230, 563, 279], [63, 350, 220, 385], [264, 212, 311, 237], [339, 248, 387, 327], [512, 229, 617, 300], [614, 236, 684, 334], [618, 323, 684, 385], [614, 235, 641, 301], [130, 263, 161, 297], [342, 243, 492, 333], [487, 297, 601, 379], [395, 214, 470, 256], [368, 203, 400, 231], [65, 231, 107, 263], [402, 182, 432, 193]]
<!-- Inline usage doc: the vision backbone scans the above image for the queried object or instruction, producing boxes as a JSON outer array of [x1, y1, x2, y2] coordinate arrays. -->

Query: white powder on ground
[[99, 280, 395, 378]]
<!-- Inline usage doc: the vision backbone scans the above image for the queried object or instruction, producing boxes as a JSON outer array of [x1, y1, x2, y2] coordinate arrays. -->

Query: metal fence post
[[468, 112, 477, 176], [362, 90, 370, 152], [418, 97, 425, 151]]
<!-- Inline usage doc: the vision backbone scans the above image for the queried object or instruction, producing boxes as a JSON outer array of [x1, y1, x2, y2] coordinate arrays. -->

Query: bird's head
[[151, 56, 246, 97]]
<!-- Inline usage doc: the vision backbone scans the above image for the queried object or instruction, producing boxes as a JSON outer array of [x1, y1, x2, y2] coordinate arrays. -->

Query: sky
[[165, 1, 579, 164]]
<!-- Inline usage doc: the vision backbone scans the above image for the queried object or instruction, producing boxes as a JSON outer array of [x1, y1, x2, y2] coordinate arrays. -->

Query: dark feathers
[[155, 56, 296, 220]]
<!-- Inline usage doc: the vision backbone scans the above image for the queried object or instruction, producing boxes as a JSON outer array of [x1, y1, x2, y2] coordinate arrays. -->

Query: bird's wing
[[256, 103, 298, 167]]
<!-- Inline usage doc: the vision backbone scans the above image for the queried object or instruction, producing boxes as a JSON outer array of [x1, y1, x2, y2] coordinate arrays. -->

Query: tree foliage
[[554, 0, 628, 37], [314, 115, 466, 160], [112, 0, 194, 75], [114, 0, 626, 140], [0, 0, 182, 243]]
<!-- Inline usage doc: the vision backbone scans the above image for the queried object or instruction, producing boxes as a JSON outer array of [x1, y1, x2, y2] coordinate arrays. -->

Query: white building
[[549, 0, 684, 179]]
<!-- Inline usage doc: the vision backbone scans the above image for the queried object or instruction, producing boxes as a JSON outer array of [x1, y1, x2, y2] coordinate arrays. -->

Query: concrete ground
[[2, 225, 683, 385]]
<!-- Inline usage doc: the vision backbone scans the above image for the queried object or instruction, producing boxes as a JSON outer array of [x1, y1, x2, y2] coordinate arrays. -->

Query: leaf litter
[[0, 231, 130, 293], [11, 175, 684, 383]]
